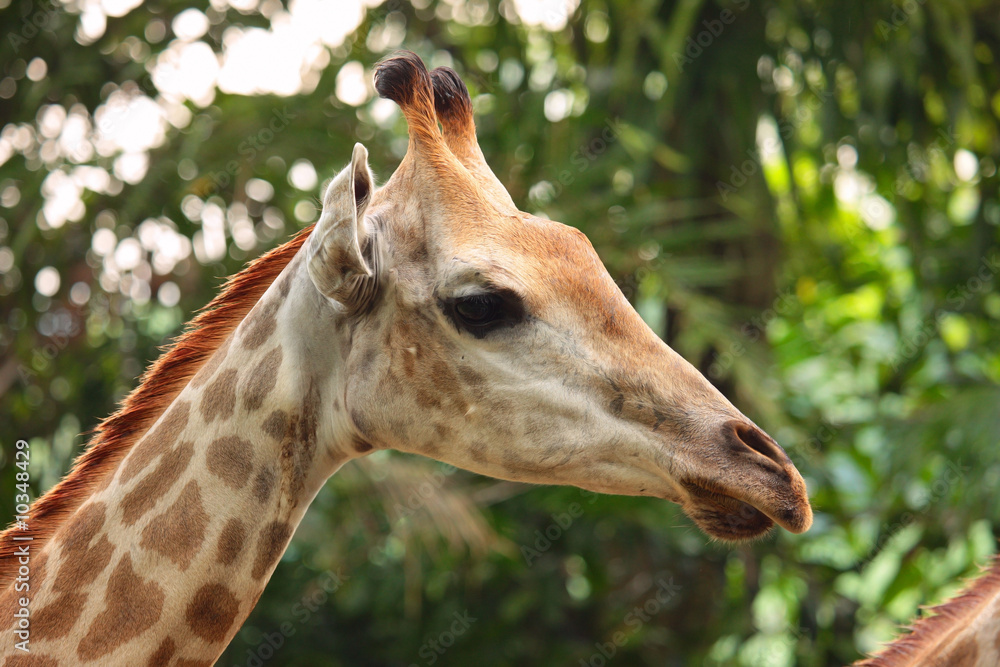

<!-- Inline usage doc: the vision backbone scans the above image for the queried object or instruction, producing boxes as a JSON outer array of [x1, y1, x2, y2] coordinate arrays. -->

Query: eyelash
[[444, 292, 525, 338]]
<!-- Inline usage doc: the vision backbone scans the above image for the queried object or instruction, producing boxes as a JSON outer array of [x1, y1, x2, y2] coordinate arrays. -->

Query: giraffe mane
[[0, 224, 314, 589], [854, 554, 1000, 666]]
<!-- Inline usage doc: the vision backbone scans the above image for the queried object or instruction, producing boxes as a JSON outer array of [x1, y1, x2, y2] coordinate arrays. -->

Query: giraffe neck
[[856, 557, 1000, 666], [3, 258, 361, 664]]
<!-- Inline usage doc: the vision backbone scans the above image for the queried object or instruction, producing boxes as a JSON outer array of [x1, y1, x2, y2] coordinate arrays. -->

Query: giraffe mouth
[[680, 482, 776, 541], [669, 421, 813, 541], [679, 479, 811, 542]]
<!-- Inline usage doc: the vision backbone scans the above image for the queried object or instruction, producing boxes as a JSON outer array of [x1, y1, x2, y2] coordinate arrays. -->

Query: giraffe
[[0, 51, 813, 665], [853, 557, 1000, 666]]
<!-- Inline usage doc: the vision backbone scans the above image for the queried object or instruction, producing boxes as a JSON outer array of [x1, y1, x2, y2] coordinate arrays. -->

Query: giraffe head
[[305, 52, 811, 541]]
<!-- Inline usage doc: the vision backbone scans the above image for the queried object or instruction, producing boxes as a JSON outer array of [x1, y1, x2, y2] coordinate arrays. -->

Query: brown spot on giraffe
[[278, 421, 304, 501], [207, 435, 254, 489], [29, 549, 48, 589], [302, 382, 321, 463], [185, 582, 240, 643], [202, 368, 239, 423], [399, 337, 446, 411], [430, 356, 466, 407], [355, 345, 378, 380], [0, 592, 18, 633], [299, 380, 320, 460], [262, 409, 287, 440], [189, 334, 232, 389], [120, 400, 191, 483], [457, 364, 485, 390], [77, 554, 165, 661], [176, 660, 215, 667], [32, 591, 86, 640], [253, 466, 277, 504], [434, 422, 452, 442], [216, 518, 248, 565], [277, 264, 294, 297], [240, 299, 279, 350], [468, 440, 489, 466], [120, 439, 195, 526], [139, 480, 210, 570], [0, 552, 46, 631], [242, 346, 283, 411], [53, 502, 113, 592], [421, 437, 442, 458], [251, 521, 293, 580], [276, 382, 321, 501], [938, 636, 979, 665], [2, 655, 59, 666], [146, 636, 176, 667]]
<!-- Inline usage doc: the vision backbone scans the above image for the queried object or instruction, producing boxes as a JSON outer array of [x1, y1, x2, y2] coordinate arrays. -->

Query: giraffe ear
[[307, 143, 375, 305]]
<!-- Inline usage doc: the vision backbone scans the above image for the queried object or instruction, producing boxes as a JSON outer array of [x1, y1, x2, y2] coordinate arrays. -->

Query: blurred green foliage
[[1, 0, 999, 665]]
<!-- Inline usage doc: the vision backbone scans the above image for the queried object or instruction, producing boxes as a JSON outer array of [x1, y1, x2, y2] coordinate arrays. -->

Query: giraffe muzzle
[[676, 420, 813, 541]]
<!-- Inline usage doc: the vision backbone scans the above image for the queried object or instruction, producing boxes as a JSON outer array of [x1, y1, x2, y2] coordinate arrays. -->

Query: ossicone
[[374, 51, 440, 146], [430, 66, 474, 130]]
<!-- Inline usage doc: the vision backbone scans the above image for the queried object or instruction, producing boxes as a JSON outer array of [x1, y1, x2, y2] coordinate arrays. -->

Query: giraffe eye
[[455, 295, 499, 325], [445, 291, 525, 337]]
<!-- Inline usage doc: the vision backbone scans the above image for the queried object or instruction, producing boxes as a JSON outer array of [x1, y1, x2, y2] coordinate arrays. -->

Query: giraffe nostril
[[727, 421, 790, 467]]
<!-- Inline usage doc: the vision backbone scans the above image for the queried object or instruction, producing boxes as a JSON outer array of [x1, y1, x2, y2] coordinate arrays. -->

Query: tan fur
[[855, 556, 1000, 666], [430, 66, 516, 212]]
